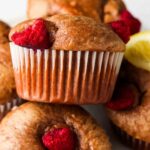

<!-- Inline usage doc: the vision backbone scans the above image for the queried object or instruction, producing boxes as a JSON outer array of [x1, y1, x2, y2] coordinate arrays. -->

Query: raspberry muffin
[[9, 15, 125, 104], [0, 21, 21, 120], [0, 102, 111, 150], [106, 61, 150, 149], [27, 0, 127, 23], [27, 0, 102, 22]]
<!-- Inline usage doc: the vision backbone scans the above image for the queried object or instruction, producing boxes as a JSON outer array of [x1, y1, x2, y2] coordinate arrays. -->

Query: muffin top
[[107, 91, 150, 143], [27, 0, 126, 23], [0, 102, 111, 150], [10, 15, 125, 51], [27, 0, 102, 22]]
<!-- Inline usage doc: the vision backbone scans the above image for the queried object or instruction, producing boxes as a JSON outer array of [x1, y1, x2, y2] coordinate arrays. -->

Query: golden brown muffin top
[[107, 91, 150, 143], [10, 15, 125, 51], [27, 0, 103, 22], [0, 21, 10, 44], [0, 102, 111, 150], [27, 0, 126, 23]]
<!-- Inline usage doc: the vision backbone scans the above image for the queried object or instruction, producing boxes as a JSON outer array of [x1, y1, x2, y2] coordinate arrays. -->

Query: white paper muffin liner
[[10, 43, 124, 104], [0, 98, 22, 120], [112, 122, 150, 150]]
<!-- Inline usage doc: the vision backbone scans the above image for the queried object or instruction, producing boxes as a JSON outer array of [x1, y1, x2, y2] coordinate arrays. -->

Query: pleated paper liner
[[10, 43, 124, 104], [111, 122, 150, 150], [0, 98, 23, 121]]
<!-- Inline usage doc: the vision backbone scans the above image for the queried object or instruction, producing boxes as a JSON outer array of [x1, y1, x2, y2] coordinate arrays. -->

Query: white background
[[0, 0, 149, 150]]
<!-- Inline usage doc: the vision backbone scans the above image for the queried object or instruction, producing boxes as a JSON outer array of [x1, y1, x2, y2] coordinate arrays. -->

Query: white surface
[[0, 0, 149, 149], [124, 0, 150, 30], [0, 0, 26, 25]]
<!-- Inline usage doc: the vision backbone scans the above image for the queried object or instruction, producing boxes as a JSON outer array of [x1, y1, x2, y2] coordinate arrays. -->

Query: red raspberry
[[11, 19, 51, 49], [109, 20, 130, 43], [42, 128, 77, 150], [106, 86, 135, 110], [120, 10, 141, 35]]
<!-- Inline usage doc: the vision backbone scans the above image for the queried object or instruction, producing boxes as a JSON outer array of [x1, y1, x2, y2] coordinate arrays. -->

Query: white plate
[[0, 0, 150, 149]]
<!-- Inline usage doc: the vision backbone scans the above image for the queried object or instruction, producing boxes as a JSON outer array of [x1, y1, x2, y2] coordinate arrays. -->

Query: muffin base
[[0, 98, 23, 120], [111, 122, 150, 150], [10, 43, 124, 104]]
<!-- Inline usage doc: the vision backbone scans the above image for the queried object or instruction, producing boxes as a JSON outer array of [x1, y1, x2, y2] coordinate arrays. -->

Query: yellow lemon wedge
[[125, 31, 150, 71]]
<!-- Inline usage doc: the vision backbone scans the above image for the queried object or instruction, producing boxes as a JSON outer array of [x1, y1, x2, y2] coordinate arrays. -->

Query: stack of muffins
[[0, 0, 145, 149]]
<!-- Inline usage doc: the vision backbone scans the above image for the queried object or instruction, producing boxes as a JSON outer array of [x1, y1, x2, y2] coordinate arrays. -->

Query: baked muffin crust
[[0, 102, 111, 150], [107, 91, 150, 143], [27, 0, 126, 23], [104, 0, 126, 23], [107, 61, 150, 143], [27, 0, 102, 22], [10, 15, 125, 52]]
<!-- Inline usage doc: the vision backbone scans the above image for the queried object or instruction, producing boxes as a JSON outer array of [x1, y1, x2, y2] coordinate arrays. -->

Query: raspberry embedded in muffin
[[0, 103, 111, 149], [106, 84, 139, 110], [109, 9, 141, 44], [106, 64, 150, 149], [42, 127, 77, 150], [11, 19, 52, 49], [109, 20, 130, 43]]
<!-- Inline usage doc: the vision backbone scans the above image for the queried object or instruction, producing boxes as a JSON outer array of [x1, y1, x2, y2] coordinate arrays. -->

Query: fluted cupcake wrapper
[[10, 43, 123, 104], [0, 98, 22, 121], [111, 122, 150, 150]]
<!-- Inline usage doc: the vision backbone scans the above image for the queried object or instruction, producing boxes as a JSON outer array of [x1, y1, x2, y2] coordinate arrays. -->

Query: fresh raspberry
[[42, 128, 77, 150], [106, 86, 135, 110], [109, 20, 130, 43], [11, 19, 51, 49], [120, 10, 141, 35]]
